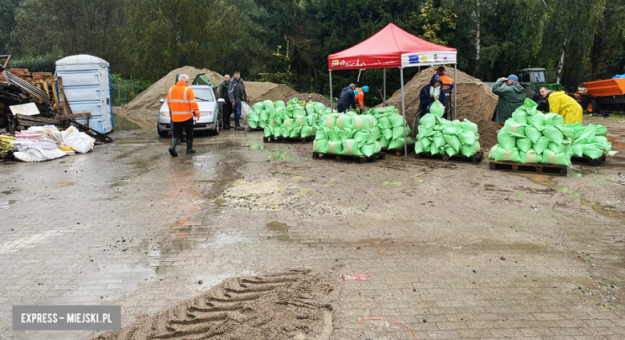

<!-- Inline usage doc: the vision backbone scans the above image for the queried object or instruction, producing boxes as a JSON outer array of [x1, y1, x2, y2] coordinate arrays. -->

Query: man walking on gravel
[[219, 74, 233, 129], [166, 74, 200, 157], [228, 71, 247, 131]]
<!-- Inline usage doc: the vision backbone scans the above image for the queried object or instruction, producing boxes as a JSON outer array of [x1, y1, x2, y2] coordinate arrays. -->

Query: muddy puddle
[[113, 113, 143, 131], [266, 221, 291, 241]]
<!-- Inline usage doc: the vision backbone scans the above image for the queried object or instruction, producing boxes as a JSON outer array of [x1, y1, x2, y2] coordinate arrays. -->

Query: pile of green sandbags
[[564, 122, 612, 159], [367, 107, 415, 150], [414, 114, 481, 157], [262, 98, 326, 139], [313, 112, 384, 157], [488, 98, 574, 166]]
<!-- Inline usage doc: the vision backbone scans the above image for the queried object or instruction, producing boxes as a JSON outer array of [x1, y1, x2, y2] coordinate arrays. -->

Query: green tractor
[[516, 68, 561, 110]]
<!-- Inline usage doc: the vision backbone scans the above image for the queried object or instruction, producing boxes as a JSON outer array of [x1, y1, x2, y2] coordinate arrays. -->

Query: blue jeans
[[233, 102, 242, 124]]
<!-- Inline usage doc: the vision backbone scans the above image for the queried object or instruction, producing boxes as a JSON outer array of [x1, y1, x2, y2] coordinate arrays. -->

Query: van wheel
[[157, 123, 169, 137], [211, 122, 220, 135]]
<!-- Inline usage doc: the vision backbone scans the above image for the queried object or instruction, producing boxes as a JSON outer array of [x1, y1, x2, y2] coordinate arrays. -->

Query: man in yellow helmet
[[539, 87, 583, 124]]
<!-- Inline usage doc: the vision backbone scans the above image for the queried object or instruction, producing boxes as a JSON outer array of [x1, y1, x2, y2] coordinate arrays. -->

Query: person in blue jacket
[[337, 83, 357, 113], [418, 74, 448, 118]]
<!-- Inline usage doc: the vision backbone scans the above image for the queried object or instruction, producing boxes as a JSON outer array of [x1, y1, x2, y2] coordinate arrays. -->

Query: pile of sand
[[380, 68, 499, 148], [123, 66, 299, 113]]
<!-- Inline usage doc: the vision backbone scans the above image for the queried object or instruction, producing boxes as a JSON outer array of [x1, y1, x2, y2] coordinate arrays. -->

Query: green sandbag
[[274, 100, 285, 109], [324, 127, 340, 142], [319, 115, 336, 128], [430, 142, 441, 155], [501, 119, 526, 135], [417, 127, 432, 140], [544, 113, 564, 126], [294, 116, 306, 127], [534, 136, 550, 154], [420, 137, 432, 148], [313, 103, 326, 115], [305, 102, 315, 115], [571, 144, 584, 157], [419, 114, 437, 129], [336, 115, 353, 129], [460, 142, 480, 157], [290, 126, 301, 138], [260, 110, 269, 121], [368, 127, 381, 141], [593, 136, 608, 145], [445, 145, 459, 157], [301, 126, 314, 138], [287, 98, 300, 106], [338, 128, 354, 142], [516, 138, 533, 153], [494, 147, 522, 163], [282, 118, 295, 128], [315, 128, 326, 140], [432, 132, 446, 148], [542, 125, 564, 145], [528, 111, 545, 128], [360, 140, 381, 157], [269, 118, 277, 127], [548, 142, 565, 153], [252, 102, 264, 114], [497, 131, 518, 150], [415, 140, 425, 154], [458, 131, 477, 146], [264, 126, 273, 137], [524, 126, 542, 143], [273, 126, 282, 138], [313, 139, 328, 153], [248, 111, 260, 121], [388, 137, 415, 150], [378, 117, 391, 129], [343, 139, 364, 156], [460, 119, 478, 134], [379, 135, 391, 148], [392, 126, 411, 139], [520, 149, 542, 163], [542, 149, 572, 167], [442, 124, 460, 136], [389, 114, 404, 127], [354, 115, 376, 130], [488, 145, 498, 160], [263, 100, 275, 112], [258, 120, 266, 128], [292, 108, 305, 117], [248, 119, 259, 129], [512, 109, 528, 124], [281, 126, 292, 138], [595, 125, 608, 136], [381, 128, 393, 140], [430, 100, 445, 117], [327, 141, 344, 154], [443, 134, 461, 152], [583, 144, 604, 159], [353, 130, 370, 142]]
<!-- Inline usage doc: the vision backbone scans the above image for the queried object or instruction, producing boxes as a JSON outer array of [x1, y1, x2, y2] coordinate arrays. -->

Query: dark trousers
[[233, 102, 242, 124], [172, 118, 194, 140], [222, 101, 232, 123]]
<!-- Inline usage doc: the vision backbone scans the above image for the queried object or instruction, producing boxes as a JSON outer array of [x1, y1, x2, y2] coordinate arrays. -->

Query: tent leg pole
[[400, 68, 408, 159], [383, 68, 386, 107], [329, 70, 333, 111], [454, 64, 457, 120]]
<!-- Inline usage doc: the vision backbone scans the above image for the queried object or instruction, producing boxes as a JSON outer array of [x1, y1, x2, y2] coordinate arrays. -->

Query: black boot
[[186, 139, 196, 154], [234, 123, 245, 131], [169, 138, 178, 157], [224, 119, 232, 129]]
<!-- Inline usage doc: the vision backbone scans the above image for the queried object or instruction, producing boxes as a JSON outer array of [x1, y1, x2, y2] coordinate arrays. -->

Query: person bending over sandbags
[[539, 87, 582, 124]]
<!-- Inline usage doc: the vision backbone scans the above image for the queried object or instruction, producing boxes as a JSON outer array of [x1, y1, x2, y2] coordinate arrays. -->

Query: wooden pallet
[[264, 135, 314, 144], [489, 161, 568, 176], [248, 127, 264, 131], [312, 151, 385, 163], [415, 151, 484, 165], [571, 154, 606, 166]]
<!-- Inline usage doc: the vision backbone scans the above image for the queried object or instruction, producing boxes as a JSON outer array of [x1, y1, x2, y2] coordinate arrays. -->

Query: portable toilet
[[55, 55, 113, 133]]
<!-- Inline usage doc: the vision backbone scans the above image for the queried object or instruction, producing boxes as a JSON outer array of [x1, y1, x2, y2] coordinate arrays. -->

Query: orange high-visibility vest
[[439, 75, 453, 91], [166, 81, 200, 122], [354, 87, 365, 108]]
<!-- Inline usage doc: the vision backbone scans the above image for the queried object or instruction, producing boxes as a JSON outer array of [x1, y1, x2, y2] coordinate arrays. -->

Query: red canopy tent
[[327, 23, 458, 157]]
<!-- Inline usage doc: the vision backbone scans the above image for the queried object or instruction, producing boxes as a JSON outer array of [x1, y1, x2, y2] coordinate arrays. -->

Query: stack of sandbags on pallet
[[414, 113, 481, 158], [367, 106, 415, 150], [313, 112, 385, 157], [262, 98, 325, 139], [488, 99, 573, 166], [565, 122, 613, 159]]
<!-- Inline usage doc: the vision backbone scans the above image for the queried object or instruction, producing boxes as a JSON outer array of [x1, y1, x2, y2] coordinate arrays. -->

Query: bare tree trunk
[[556, 39, 567, 84], [475, 0, 481, 75]]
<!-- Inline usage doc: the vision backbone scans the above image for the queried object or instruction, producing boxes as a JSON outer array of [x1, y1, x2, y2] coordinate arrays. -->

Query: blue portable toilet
[[55, 55, 114, 133]]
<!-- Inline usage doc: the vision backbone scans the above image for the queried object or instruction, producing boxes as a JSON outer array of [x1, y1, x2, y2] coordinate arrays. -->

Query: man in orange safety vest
[[166, 74, 200, 157], [354, 86, 369, 114]]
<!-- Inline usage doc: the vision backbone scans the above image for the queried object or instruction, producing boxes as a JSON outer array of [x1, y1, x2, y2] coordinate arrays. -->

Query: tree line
[[2, 0, 625, 104]]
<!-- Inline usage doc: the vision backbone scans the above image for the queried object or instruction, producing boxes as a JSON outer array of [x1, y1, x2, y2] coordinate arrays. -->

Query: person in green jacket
[[491, 75, 526, 127]]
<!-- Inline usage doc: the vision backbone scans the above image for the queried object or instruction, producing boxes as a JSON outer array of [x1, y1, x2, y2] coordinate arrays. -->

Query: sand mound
[[123, 66, 299, 113], [92, 270, 337, 340], [380, 68, 499, 148]]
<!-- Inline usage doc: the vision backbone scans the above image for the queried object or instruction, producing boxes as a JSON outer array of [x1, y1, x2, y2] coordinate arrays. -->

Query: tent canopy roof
[[328, 23, 456, 70]]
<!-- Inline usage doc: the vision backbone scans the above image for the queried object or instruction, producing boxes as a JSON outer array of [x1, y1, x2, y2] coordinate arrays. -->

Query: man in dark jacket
[[491, 75, 526, 127], [337, 83, 357, 113], [418, 74, 448, 118], [218, 74, 232, 129], [228, 71, 247, 131]]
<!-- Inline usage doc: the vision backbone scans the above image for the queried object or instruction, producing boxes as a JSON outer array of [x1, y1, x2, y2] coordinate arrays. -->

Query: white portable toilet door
[[98, 65, 112, 132]]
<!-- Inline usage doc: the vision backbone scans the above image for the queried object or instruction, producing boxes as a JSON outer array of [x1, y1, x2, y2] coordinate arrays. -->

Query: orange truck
[[578, 78, 625, 114]]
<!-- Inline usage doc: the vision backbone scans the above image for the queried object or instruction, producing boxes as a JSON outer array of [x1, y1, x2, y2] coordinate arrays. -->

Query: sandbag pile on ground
[[261, 98, 324, 138], [565, 122, 612, 159], [366, 106, 415, 150], [488, 99, 574, 166], [414, 114, 481, 157], [313, 111, 388, 157]]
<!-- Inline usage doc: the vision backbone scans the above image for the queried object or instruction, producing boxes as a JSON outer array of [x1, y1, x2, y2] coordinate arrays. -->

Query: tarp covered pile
[[9, 125, 95, 162], [488, 99, 575, 166], [414, 113, 481, 157], [256, 98, 322, 139]]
